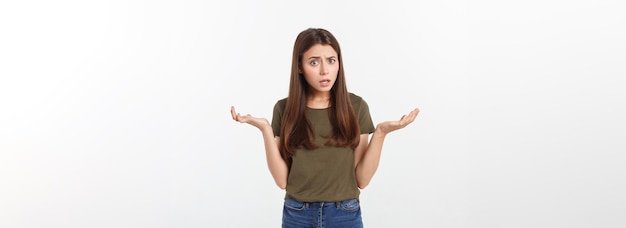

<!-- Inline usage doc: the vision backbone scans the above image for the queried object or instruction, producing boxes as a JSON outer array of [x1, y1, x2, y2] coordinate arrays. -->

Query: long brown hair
[[279, 28, 360, 166]]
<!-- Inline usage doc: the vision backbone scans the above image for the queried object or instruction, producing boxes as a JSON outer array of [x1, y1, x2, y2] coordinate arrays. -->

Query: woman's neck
[[307, 92, 331, 109]]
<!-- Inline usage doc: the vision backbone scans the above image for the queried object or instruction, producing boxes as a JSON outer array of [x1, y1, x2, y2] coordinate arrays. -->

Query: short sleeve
[[351, 94, 375, 134], [271, 98, 287, 136]]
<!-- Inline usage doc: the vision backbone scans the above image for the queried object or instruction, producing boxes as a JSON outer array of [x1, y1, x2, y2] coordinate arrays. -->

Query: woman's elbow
[[357, 180, 370, 189], [355, 169, 371, 189], [276, 180, 287, 190]]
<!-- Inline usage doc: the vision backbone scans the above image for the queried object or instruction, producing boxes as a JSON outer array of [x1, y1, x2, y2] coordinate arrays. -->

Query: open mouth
[[320, 79, 331, 87]]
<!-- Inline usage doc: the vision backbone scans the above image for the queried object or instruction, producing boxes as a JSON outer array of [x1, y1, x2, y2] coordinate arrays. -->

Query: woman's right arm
[[231, 106, 288, 189]]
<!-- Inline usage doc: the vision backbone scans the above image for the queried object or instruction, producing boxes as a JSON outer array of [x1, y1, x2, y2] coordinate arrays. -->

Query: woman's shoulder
[[348, 92, 367, 104], [273, 97, 288, 112], [276, 97, 288, 105]]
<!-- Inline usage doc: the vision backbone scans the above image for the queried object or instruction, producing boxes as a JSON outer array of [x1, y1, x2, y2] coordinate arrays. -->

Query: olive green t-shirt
[[271, 93, 375, 202]]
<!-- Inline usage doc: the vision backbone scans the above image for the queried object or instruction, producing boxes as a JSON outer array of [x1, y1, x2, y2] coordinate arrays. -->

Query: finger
[[407, 110, 418, 121], [237, 114, 245, 122], [404, 116, 416, 126], [412, 108, 420, 116], [235, 112, 245, 123], [406, 108, 419, 121], [230, 106, 237, 120], [404, 114, 416, 125], [401, 110, 418, 126]]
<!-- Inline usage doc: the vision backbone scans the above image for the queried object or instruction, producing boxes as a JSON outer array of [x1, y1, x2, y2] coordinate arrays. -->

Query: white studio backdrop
[[1, 0, 625, 227]]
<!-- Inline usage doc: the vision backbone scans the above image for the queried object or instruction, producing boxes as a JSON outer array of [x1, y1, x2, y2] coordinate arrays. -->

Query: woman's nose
[[320, 62, 328, 75]]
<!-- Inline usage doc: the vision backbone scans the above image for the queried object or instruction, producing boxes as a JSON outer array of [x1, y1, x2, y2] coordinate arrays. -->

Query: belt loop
[[305, 202, 309, 209], [335, 201, 340, 208]]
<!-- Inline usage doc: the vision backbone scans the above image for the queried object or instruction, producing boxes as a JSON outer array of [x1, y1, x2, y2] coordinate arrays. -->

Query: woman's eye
[[310, 60, 318, 65], [329, 59, 336, 64]]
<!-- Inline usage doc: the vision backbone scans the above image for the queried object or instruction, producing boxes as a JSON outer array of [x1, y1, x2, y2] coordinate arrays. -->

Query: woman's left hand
[[376, 108, 420, 135]]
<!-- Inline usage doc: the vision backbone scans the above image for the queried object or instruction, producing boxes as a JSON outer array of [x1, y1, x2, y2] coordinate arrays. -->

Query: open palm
[[230, 106, 270, 129], [377, 108, 420, 134]]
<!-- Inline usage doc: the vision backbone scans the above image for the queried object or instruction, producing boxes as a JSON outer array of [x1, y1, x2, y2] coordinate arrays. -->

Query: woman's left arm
[[354, 108, 420, 189]]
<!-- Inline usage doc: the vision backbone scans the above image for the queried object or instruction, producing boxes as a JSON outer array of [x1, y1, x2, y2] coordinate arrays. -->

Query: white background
[[1, 0, 625, 227]]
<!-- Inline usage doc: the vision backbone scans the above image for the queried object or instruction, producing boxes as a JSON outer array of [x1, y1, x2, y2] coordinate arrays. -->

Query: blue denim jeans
[[282, 198, 363, 228]]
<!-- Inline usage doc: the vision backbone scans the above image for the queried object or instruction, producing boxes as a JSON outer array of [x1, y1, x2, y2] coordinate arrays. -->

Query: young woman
[[231, 28, 419, 228]]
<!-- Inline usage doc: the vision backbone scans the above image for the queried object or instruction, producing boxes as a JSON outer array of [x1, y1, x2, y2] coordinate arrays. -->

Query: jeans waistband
[[286, 198, 358, 209]]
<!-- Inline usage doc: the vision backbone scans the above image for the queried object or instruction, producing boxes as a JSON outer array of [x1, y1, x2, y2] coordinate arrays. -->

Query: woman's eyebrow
[[307, 56, 336, 60]]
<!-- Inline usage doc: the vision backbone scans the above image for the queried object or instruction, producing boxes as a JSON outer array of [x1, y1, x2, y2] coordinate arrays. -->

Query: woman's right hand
[[230, 106, 270, 130]]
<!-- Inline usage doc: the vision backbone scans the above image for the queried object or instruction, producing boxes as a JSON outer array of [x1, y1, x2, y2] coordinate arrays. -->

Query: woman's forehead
[[303, 44, 338, 58]]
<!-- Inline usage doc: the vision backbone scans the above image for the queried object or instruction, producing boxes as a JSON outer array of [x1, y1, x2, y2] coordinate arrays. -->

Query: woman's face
[[300, 44, 339, 95]]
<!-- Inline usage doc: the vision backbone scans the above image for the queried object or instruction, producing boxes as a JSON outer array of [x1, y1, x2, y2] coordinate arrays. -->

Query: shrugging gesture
[[376, 108, 420, 135], [230, 106, 270, 130], [230, 105, 288, 189], [354, 107, 420, 189], [230, 28, 421, 227]]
